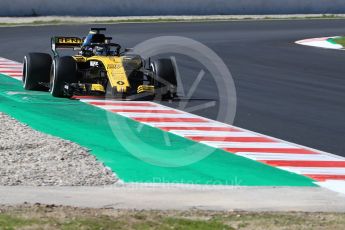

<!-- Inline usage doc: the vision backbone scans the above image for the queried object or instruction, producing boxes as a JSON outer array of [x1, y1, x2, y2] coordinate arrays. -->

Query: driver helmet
[[82, 33, 106, 47], [81, 33, 106, 56]]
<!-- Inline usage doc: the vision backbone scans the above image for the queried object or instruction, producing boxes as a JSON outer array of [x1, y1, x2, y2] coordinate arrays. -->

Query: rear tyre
[[23, 53, 52, 91], [151, 58, 178, 100], [50, 56, 77, 98]]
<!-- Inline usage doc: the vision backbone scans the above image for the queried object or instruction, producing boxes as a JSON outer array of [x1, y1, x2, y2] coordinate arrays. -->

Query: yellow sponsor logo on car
[[107, 64, 121, 69], [57, 37, 83, 44]]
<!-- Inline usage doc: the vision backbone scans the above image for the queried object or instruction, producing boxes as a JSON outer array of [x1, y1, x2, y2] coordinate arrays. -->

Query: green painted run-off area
[[0, 74, 316, 186], [328, 36, 345, 47]]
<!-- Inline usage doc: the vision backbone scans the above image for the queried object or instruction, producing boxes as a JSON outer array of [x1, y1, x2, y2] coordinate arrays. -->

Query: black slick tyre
[[151, 58, 177, 100], [23, 53, 52, 91], [50, 56, 77, 98]]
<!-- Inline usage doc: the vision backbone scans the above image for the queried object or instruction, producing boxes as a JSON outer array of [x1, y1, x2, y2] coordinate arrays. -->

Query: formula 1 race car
[[22, 28, 177, 100]]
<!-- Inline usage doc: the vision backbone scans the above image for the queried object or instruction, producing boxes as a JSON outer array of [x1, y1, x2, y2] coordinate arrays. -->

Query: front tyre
[[50, 56, 77, 98], [151, 58, 178, 100], [23, 53, 52, 91]]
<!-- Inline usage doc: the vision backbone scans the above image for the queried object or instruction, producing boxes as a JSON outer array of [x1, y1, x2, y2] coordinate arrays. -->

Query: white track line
[[279, 167, 345, 175], [170, 130, 259, 137], [145, 122, 223, 127], [94, 105, 173, 110], [237, 153, 344, 161], [117, 112, 198, 118], [201, 141, 295, 149]]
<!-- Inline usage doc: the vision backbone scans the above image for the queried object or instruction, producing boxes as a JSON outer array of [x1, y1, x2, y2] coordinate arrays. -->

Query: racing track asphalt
[[0, 19, 344, 156]]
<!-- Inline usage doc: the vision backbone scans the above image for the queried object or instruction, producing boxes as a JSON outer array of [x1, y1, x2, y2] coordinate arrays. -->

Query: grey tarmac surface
[[0, 19, 344, 156], [1, 185, 345, 212]]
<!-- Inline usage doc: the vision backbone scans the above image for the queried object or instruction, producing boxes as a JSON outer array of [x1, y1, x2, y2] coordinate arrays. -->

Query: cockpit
[[80, 28, 121, 57]]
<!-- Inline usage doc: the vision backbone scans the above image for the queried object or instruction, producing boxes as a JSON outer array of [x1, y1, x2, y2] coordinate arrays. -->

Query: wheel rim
[[23, 56, 28, 88], [150, 63, 158, 85], [50, 60, 56, 94]]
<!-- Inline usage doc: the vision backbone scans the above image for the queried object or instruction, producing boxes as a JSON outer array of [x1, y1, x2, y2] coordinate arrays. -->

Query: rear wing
[[51, 37, 84, 55]]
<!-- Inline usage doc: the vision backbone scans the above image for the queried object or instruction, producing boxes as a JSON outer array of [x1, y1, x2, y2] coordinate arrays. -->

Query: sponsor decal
[[56, 37, 83, 44], [90, 61, 99, 67], [107, 64, 121, 69]]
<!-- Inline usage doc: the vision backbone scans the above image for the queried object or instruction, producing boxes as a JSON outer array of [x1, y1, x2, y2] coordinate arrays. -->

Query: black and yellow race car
[[22, 28, 177, 100]]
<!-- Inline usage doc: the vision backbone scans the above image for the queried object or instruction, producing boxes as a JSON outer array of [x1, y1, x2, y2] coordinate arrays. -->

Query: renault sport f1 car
[[22, 28, 177, 100]]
